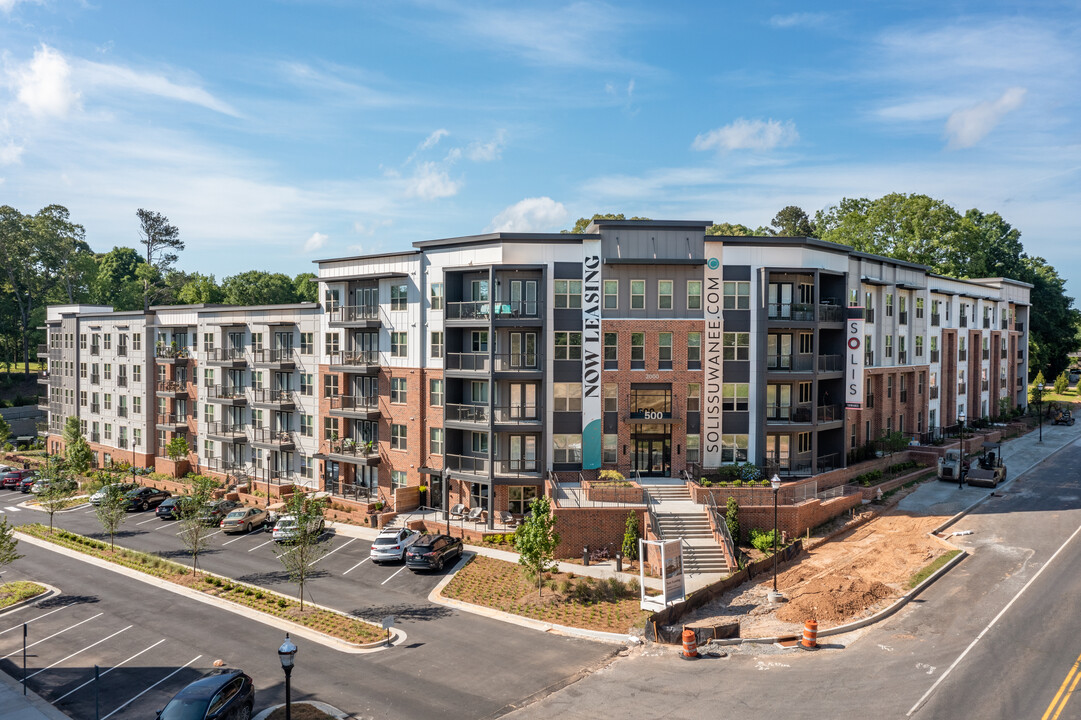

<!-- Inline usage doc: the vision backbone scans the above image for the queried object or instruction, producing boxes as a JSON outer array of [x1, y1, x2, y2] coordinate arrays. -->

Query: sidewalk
[[0, 668, 69, 720]]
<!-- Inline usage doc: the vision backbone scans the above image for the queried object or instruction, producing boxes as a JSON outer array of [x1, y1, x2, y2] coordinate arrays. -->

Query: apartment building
[[40, 219, 1031, 525]]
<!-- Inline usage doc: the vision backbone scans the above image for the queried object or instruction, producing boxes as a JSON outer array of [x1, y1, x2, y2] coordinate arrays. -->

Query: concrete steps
[[644, 483, 730, 574]]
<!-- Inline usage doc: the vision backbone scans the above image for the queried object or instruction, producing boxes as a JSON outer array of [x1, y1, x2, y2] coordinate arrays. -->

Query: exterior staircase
[[642, 481, 730, 575]]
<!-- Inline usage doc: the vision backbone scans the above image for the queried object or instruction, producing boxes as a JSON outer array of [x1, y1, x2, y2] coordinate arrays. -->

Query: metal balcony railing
[[156, 413, 188, 426], [117, 437, 128, 448], [445, 352, 490, 372], [958, 382, 967, 395], [156, 380, 186, 393], [766, 404, 805, 422], [929, 386, 940, 399], [251, 427, 295, 448], [91, 432, 100, 443], [328, 395, 379, 413], [37, 396, 50, 410], [327, 350, 380, 369], [493, 353, 542, 372], [818, 304, 844, 322], [155, 345, 191, 360], [207, 347, 247, 364], [899, 311, 908, 325], [207, 384, 246, 400], [1016, 322, 1025, 333], [445, 404, 490, 423], [1001, 319, 1009, 330], [251, 388, 296, 405], [1001, 349, 1008, 359], [767, 303, 815, 321], [931, 313, 940, 327], [328, 305, 380, 324], [931, 350, 940, 363], [444, 453, 490, 475], [865, 308, 875, 323], [494, 459, 542, 477], [327, 439, 379, 460], [817, 404, 842, 422], [37, 343, 49, 356], [982, 349, 990, 360], [982, 380, 989, 391], [90, 374, 100, 385], [445, 301, 491, 321], [253, 348, 296, 366], [492, 299, 544, 320], [492, 405, 543, 423], [206, 422, 248, 440], [958, 350, 968, 362], [865, 352, 875, 367]]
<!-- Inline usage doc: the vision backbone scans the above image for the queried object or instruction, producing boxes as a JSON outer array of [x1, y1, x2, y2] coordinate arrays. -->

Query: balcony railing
[[444, 453, 489, 475], [768, 303, 815, 322], [931, 313, 940, 327], [958, 350, 968, 362], [817, 404, 842, 422], [117, 345, 128, 357], [492, 299, 544, 320], [328, 305, 380, 324], [117, 406, 128, 418], [983, 318, 991, 329], [90, 403, 101, 414], [37, 396, 50, 410], [328, 395, 379, 414], [445, 301, 492, 321], [37, 370, 50, 383], [117, 375, 128, 387], [930, 350, 940, 363], [205, 347, 247, 365], [90, 345, 100, 356], [327, 350, 380, 370], [959, 316, 969, 328], [1001, 349, 1008, 359], [253, 348, 296, 366], [206, 384, 247, 401], [1017, 349, 1024, 360], [445, 352, 490, 372], [899, 311, 908, 325], [445, 404, 489, 424], [251, 388, 296, 406], [493, 353, 542, 372], [206, 422, 248, 441], [1001, 319, 1009, 330], [37, 343, 49, 356], [1016, 377, 1023, 388], [898, 351, 908, 365], [766, 404, 808, 423], [156, 413, 188, 427], [819, 304, 845, 323], [492, 405, 543, 423], [156, 380, 187, 394], [929, 386, 940, 399], [982, 380, 989, 391], [767, 354, 811, 372], [251, 427, 295, 448], [494, 459, 542, 477], [155, 345, 191, 360], [327, 439, 379, 462]]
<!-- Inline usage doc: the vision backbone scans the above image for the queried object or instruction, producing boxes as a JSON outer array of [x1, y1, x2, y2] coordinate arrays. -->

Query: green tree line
[[0, 205, 318, 374]]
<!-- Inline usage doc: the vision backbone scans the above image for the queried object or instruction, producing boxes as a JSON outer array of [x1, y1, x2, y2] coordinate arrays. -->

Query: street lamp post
[[769, 474, 783, 604], [1036, 381, 1045, 443], [278, 633, 297, 720], [957, 409, 966, 489]]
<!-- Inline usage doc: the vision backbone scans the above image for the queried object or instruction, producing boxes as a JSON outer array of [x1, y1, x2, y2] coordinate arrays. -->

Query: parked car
[[30, 477, 79, 495], [156, 496, 196, 520], [157, 667, 255, 720], [17, 473, 41, 492], [1069, 369, 1080, 385], [405, 533, 464, 571], [89, 482, 139, 506], [198, 499, 240, 526], [2, 469, 35, 490], [370, 527, 420, 563], [220, 506, 267, 534], [272, 514, 325, 543], [125, 486, 171, 511]]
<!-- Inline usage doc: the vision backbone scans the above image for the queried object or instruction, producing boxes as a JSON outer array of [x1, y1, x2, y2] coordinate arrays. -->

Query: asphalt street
[[0, 494, 614, 719]]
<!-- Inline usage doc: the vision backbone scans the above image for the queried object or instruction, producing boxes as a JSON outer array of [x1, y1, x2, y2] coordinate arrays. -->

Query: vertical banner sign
[[581, 240, 602, 469], [662, 539, 685, 604], [703, 247, 724, 467], [846, 308, 865, 409]]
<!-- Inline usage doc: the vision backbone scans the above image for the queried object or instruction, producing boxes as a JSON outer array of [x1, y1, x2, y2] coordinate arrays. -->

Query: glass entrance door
[[633, 437, 671, 476]]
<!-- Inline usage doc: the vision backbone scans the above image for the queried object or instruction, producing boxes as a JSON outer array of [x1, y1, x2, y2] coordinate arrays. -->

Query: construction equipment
[[1052, 407, 1076, 426], [937, 448, 965, 482], [966, 441, 1007, 488]]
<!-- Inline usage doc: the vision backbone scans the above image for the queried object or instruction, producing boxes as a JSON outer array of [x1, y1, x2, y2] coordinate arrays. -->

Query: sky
[[1, 1, 1079, 293]]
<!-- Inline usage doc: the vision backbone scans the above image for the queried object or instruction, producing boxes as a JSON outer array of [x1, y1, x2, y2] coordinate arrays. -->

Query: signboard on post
[[846, 308, 865, 409], [638, 538, 686, 610]]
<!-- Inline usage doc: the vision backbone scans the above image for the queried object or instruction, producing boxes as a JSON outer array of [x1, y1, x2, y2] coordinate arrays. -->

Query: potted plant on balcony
[[363, 440, 375, 456], [418, 485, 428, 507]]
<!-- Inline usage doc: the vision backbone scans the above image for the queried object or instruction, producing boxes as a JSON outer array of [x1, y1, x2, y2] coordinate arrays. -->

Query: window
[[300, 415, 313, 437], [798, 432, 812, 454], [470, 330, 488, 352], [391, 284, 408, 311], [203, 368, 215, 387], [723, 281, 751, 310], [104, 394, 112, 410], [80, 390, 87, 407], [324, 288, 341, 311], [631, 333, 645, 366], [658, 280, 673, 310], [133, 365, 142, 383], [430, 282, 444, 310], [630, 280, 645, 309], [133, 397, 142, 415], [553, 383, 582, 412], [251, 371, 264, 391], [104, 423, 112, 440], [300, 332, 314, 354], [471, 432, 488, 453], [250, 333, 263, 353], [299, 456, 313, 479], [204, 404, 215, 423], [554, 332, 582, 360], [602, 435, 618, 464], [429, 379, 444, 406], [132, 428, 142, 448], [470, 279, 489, 301], [722, 383, 749, 411], [603, 280, 618, 309], [721, 434, 748, 463], [104, 364, 112, 380], [687, 332, 701, 367], [916, 336, 924, 357], [392, 470, 407, 489], [603, 383, 617, 413], [323, 374, 339, 397], [886, 293, 894, 316], [430, 331, 444, 359], [916, 298, 925, 319], [799, 332, 813, 354], [885, 335, 893, 358], [658, 333, 672, 368], [323, 417, 336, 441], [300, 373, 313, 396], [203, 333, 215, 352], [104, 333, 112, 350], [430, 428, 444, 455], [604, 332, 618, 368], [554, 279, 583, 309], [687, 280, 702, 310], [553, 434, 583, 463], [687, 383, 701, 412], [798, 381, 812, 404], [391, 332, 407, 357], [391, 424, 407, 450], [686, 435, 701, 464], [391, 378, 407, 404], [325, 332, 340, 355], [723, 332, 750, 360], [508, 486, 538, 515], [887, 376, 894, 399], [470, 381, 488, 403], [80, 333, 87, 350], [80, 362, 87, 379]]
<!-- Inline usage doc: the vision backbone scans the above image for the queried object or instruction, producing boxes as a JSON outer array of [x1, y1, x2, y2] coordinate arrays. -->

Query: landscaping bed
[[266, 704, 336, 720], [0, 581, 48, 610], [17, 524, 384, 644], [441, 555, 650, 634]]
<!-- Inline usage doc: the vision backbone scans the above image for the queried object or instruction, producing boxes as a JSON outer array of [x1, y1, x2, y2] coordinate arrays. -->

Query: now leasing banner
[[703, 247, 724, 467], [581, 239, 602, 469], [846, 309, 865, 409]]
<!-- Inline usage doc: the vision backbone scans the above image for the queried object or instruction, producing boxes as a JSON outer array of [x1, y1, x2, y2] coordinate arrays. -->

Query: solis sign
[[846, 309, 865, 409]]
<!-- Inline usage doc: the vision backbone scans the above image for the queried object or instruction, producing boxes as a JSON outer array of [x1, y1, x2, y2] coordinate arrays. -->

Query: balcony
[[328, 304, 381, 328], [494, 459, 543, 479], [445, 301, 491, 322], [865, 352, 875, 368], [930, 386, 940, 400], [117, 375, 128, 387], [959, 316, 969, 328], [818, 304, 845, 323], [492, 405, 543, 426], [326, 439, 380, 466], [90, 403, 101, 414], [817, 404, 842, 422], [90, 432, 100, 443], [328, 395, 380, 419], [155, 380, 188, 397], [90, 374, 100, 385], [766, 403, 811, 423], [958, 382, 967, 395], [865, 308, 875, 324], [37, 396, 50, 411], [493, 353, 543, 375], [37, 343, 49, 357], [251, 427, 295, 451], [1001, 319, 1008, 330], [898, 351, 908, 365], [445, 403, 490, 425], [931, 313, 941, 327], [931, 350, 940, 363], [958, 350, 968, 362], [206, 422, 248, 443], [1016, 322, 1025, 334], [206, 385, 248, 405], [154, 346, 192, 363], [443, 453, 489, 477], [445, 352, 490, 374], [767, 303, 815, 322], [37, 371, 50, 384], [492, 300, 545, 326], [156, 413, 188, 431], [90, 344, 100, 356], [117, 406, 128, 418], [899, 311, 908, 325], [205, 458, 246, 476], [983, 318, 991, 329], [982, 349, 990, 360], [252, 348, 296, 370], [981, 380, 989, 392], [250, 388, 296, 410], [205, 348, 247, 367], [328, 350, 379, 374], [117, 345, 128, 357], [767, 354, 812, 372]]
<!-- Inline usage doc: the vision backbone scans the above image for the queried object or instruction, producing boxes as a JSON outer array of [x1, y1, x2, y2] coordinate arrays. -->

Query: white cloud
[[405, 162, 460, 200], [353, 219, 392, 236], [420, 128, 449, 150], [769, 13, 828, 29], [303, 231, 328, 252], [11, 45, 79, 118], [466, 129, 506, 162], [693, 118, 798, 152], [945, 87, 1027, 149], [0, 0, 40, 13], [79, 60, 240, 117], [487, 197, 569, 232], [0, 140, 23, 165]]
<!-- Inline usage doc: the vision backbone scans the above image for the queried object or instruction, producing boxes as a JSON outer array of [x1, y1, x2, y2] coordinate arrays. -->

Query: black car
[[198, 499, 239, 525], [125, 486, 171, 511], [17, 473, 40, 493], [156, 496, 192, 520], [157, 668, 254, 720], [405, 533, 464, 571]]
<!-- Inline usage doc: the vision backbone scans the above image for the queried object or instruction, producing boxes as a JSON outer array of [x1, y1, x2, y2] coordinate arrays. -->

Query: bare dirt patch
[[683, 509, 951, 638]]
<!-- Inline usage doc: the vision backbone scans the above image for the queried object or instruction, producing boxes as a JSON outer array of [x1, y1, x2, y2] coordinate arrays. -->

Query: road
[[0, 494, 614, 719], [508, 434, 1081, 719]]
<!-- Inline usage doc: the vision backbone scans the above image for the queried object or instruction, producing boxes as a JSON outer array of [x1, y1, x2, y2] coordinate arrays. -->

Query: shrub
[[750, 528, 778, 553], [277, 598, 288, 609], [622, 512, 640, 560], [598, 469, 625, 482], [725, 497, 740, 542]]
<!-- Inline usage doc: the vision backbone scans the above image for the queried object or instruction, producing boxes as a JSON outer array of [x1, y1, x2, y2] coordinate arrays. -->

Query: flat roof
[[413, 232, 595, 249], [314, 248, 421, 265]]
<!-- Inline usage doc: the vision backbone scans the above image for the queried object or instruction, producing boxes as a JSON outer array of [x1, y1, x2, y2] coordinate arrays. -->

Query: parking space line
[[27, 624, 133, 680], [0, 606, 71, 636], [136, 516, 160, 525], [381, 566, 408, 585], [102, 655, 202, 720], [6, 506, 20, 512], [343, 557, 370, 575], [222, 533, 250, 545], [311, 537, 357, 567], [2, 612, 104, 659], [84, 509, 96, 514], [152, 520, 177, 530], [54, 638, 166, 703], [248, 538, 274, 552]]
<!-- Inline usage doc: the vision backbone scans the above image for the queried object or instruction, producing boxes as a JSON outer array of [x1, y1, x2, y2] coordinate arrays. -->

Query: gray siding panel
[[553, 361, 582, 381], [724, 362, 750, 382], [722, 412, 750, 434], [723, 265, 752, 281]]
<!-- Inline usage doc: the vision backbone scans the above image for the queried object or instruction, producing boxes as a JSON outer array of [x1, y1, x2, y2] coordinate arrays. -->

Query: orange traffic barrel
[[802, 620, 818, 649], [681, 628, 698, 659]]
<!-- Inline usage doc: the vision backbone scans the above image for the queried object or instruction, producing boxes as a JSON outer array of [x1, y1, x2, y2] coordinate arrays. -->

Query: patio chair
[[466, 507, 484, 526], [498, 511, 518, 529], [449, 503, 467, 520]]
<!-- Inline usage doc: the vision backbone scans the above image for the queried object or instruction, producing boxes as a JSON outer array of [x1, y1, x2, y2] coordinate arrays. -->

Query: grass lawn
[[908, 549, 962, 589], [1029, 384, 1079, 405], [0, 581, 48, 610], [442, 555, 650, 634]]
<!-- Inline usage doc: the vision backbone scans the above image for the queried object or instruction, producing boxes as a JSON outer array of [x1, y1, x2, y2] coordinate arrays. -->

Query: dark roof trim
[[604, 258, 706, 266], [930, 288, 958, 296], [414, 233, 595, 249], [313, 249, 421, 265], [195, 303, 320, 314], [896, 282, 925, 290], [320, 271, 409, 282], [861, 276, 888, 286], [589, 219, 712, 229]]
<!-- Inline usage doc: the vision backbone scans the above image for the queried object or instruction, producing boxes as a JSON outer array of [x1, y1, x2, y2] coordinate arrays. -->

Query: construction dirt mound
[[775, 577, 894, 624]]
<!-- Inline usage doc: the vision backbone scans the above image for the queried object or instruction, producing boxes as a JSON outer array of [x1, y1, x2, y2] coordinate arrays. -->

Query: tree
[[33, 205, 94, 304], [91, 246, 146, 311], [176, 273, 223, 305], [94, 484, 128, 551], [1054, 371, 1069, 396], [0, 206, 46, 374], [62, 416, 92, 474], [38, 459, 76, 533], [622, 512, 639, 561], [562, 213, 651, 234], [176, 475, 219, 575], [0, 416, 10, 448], [963, 209, 1025, 281], [136, 209, 184, 310], [706, 222, 755, 236], [514, 495, 560, 597], [769, 206, 816, 237], [0, 516, 21, 577], [293, 273, 318, 303], [165, 436, 190, 463], [273, 490, 330, 611], [221, 271, 298, 306], [725, 496, 741, 543]]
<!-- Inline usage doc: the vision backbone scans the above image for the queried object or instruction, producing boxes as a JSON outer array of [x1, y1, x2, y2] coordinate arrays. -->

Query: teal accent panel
[[583, 418, 602, 470]]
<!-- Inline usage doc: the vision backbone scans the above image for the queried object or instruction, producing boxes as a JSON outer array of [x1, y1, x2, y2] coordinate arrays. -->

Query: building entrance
[[633, 435, 671, 476]]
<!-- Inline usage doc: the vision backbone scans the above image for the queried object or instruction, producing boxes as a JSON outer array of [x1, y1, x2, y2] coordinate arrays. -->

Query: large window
[[391, 284, 408, 311], [323, 374, 339, 397], [687, 281, 702, 310], [603, 383, 617, 413], [554, 279, 583, 309], [391, 332, 408, 357], [604, 332, 618, 368], [391, 423, 407, 450], [471, 432, 488, 453], [430, 331, 444, 359], [723, 332, 750, 360], [429, 379, 444, 406], [470, 330, 488, 352], [554, 332, 582, 360], [553, 383, 582, 412], [658, 280, 673, 310], [430, 283, 444, 310], [300, 332, 314, 354], [687, 383, 701, 412], [686, 435, 700, 464], [722, 383, 749, 411], [508, 486, 538, 514], [721, 434, 749, 463], [391, 378, 407, 404], [631, 333, 645, 366], [602, 435, 618, 464], [630, 280, 645, 309], [430, 428, 444, 455], [470, 381, 488, 403], [658, 332, 672, 368], [603, 280, 618, 309], [553, 434, 583, 464], [723, 281, 751, 310], [687, 332, 701, 368]]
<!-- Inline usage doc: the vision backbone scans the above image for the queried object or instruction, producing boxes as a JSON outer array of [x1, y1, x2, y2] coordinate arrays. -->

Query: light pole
[[769, 474, 783, 604], [957, 408, 966, 489], [1036, 381, 1045, 443], [278, 633, 297, 720]]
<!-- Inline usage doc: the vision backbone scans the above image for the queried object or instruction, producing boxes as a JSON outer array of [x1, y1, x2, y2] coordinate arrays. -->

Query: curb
[[253, 700, 348, 720], [427, 553, 640, 646], [15, 532, 405, 654], [0, 582, 60, 616], [0, 665, 72, 720]]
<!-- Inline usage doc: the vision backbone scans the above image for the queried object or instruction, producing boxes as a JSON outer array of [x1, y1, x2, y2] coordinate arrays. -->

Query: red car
[[2, 469, 35, 490]]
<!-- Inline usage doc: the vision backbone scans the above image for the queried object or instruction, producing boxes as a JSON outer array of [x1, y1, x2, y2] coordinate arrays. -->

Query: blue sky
[[2, 1, 1079, 292]]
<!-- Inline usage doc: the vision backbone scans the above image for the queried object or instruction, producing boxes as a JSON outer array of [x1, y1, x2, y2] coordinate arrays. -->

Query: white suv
[[271, 514, 326, 543], [370, 527, 419, 563]]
